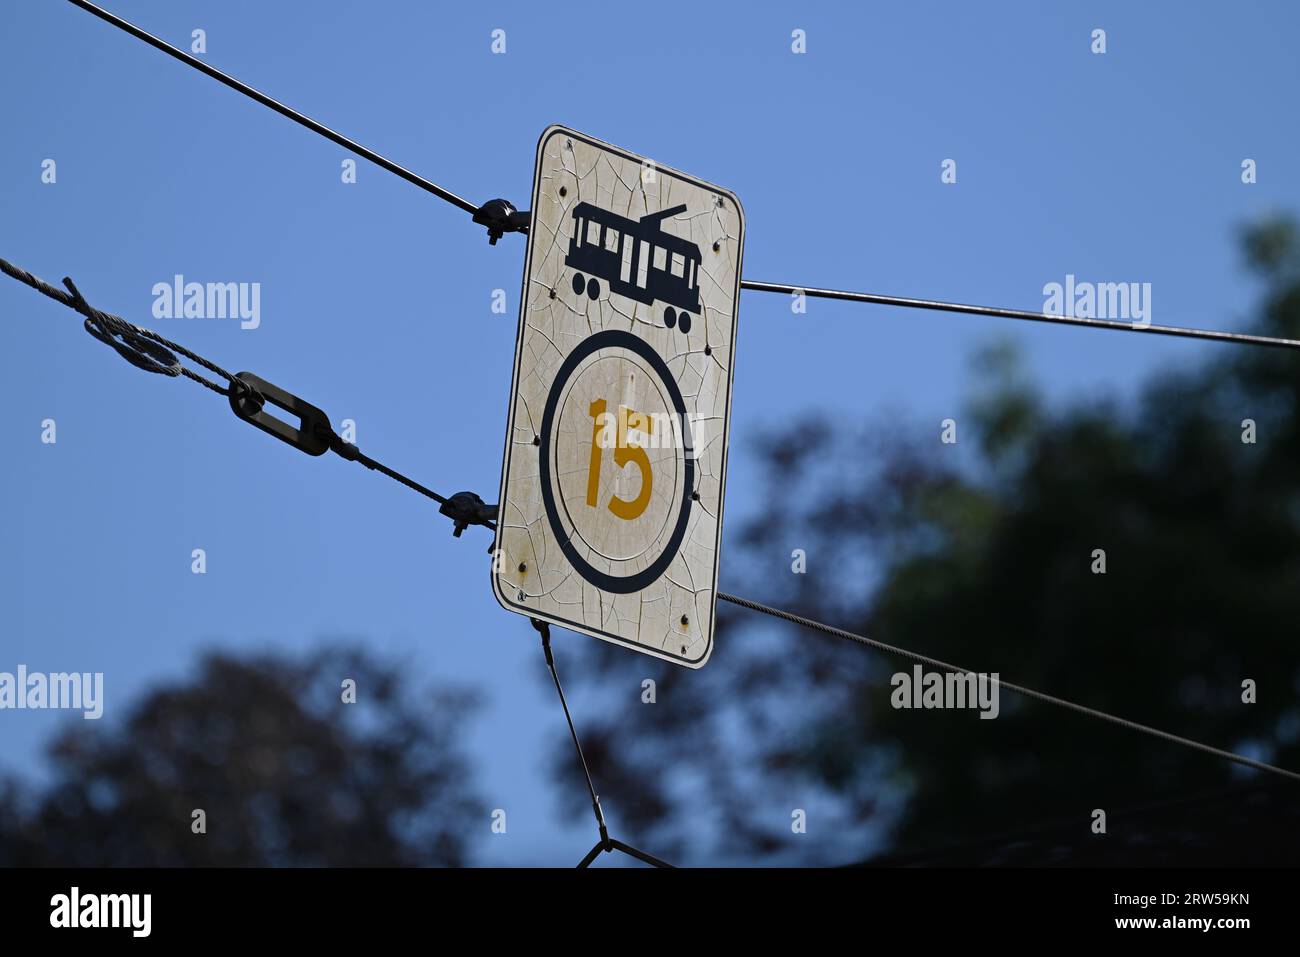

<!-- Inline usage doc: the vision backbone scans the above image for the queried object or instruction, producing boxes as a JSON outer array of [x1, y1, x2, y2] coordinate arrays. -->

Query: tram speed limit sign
[[492, 126, 745, 667]]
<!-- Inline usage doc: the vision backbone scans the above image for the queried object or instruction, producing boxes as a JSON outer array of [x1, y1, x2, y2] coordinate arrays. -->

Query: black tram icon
[[565, 202, 702, 333]]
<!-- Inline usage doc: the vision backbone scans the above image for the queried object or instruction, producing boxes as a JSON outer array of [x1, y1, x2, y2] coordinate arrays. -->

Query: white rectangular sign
[[492, 126, 745, 667]]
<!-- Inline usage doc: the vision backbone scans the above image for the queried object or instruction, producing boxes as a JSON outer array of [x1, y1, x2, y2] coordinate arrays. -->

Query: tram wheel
[[586, 277, 600, 300], [663, 306, 677, 329], [571, 273, 585, 296]]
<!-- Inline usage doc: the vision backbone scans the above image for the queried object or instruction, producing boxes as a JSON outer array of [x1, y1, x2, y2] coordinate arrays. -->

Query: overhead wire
[[717, 591, 1300, 784], [65, 0, 1300, 352], [65, 0, 479, 215], [738, 279, 1300, 351], [0, 256, 498, 535]]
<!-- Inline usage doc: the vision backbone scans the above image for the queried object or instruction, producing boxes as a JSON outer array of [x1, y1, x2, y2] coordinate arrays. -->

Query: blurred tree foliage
[[0, 648, 481, 866], [549, 218, 1300, 865]]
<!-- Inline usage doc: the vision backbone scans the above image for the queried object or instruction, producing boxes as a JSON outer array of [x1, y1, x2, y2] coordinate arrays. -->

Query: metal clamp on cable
[[472, 199, 531, 245], [226, 372, 496, 541], [228, 371, 332, 456], [438, 491, 498, 537]]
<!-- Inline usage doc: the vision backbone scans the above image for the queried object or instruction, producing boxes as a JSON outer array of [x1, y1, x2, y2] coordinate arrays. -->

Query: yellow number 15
[[586, 398, 653, 521]]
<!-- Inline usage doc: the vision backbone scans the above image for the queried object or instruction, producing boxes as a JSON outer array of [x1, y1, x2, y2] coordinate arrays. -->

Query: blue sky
[[2, 0, 1298, 865]]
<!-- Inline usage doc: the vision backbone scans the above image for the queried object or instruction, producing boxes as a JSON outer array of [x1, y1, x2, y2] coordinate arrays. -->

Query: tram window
[[653, 246, 667, 271], [637, 241, 650, 287], [587, 220, 601, 245], [603, 228, 619, 252], [670, 252, 685, 278]]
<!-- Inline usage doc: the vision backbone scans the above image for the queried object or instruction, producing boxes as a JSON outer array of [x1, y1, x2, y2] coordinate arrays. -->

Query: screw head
[[712, 241, 721, 252], [680, 614, 689, 627], [518, 562, 527, 573], [559, 186, 567, 197]]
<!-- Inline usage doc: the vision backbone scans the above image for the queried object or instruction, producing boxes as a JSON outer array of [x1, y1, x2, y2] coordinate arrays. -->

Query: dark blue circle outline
[[539, 329, 694, 594]]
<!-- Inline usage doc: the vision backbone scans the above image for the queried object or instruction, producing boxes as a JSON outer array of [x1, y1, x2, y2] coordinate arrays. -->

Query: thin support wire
[[66, 0, 479, 215], [530, 619, 673, 868], [1, 255, 498, 537], [739, 279, 1300, 351], [717, 591, 1300, 784]]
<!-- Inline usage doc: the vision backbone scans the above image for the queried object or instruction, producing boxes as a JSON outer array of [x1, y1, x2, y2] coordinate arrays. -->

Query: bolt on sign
[[492, 126, 745, 668]]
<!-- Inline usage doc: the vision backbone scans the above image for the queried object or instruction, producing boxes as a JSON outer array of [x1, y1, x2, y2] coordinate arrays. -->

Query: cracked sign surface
[[492, 126, 744, 668]]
